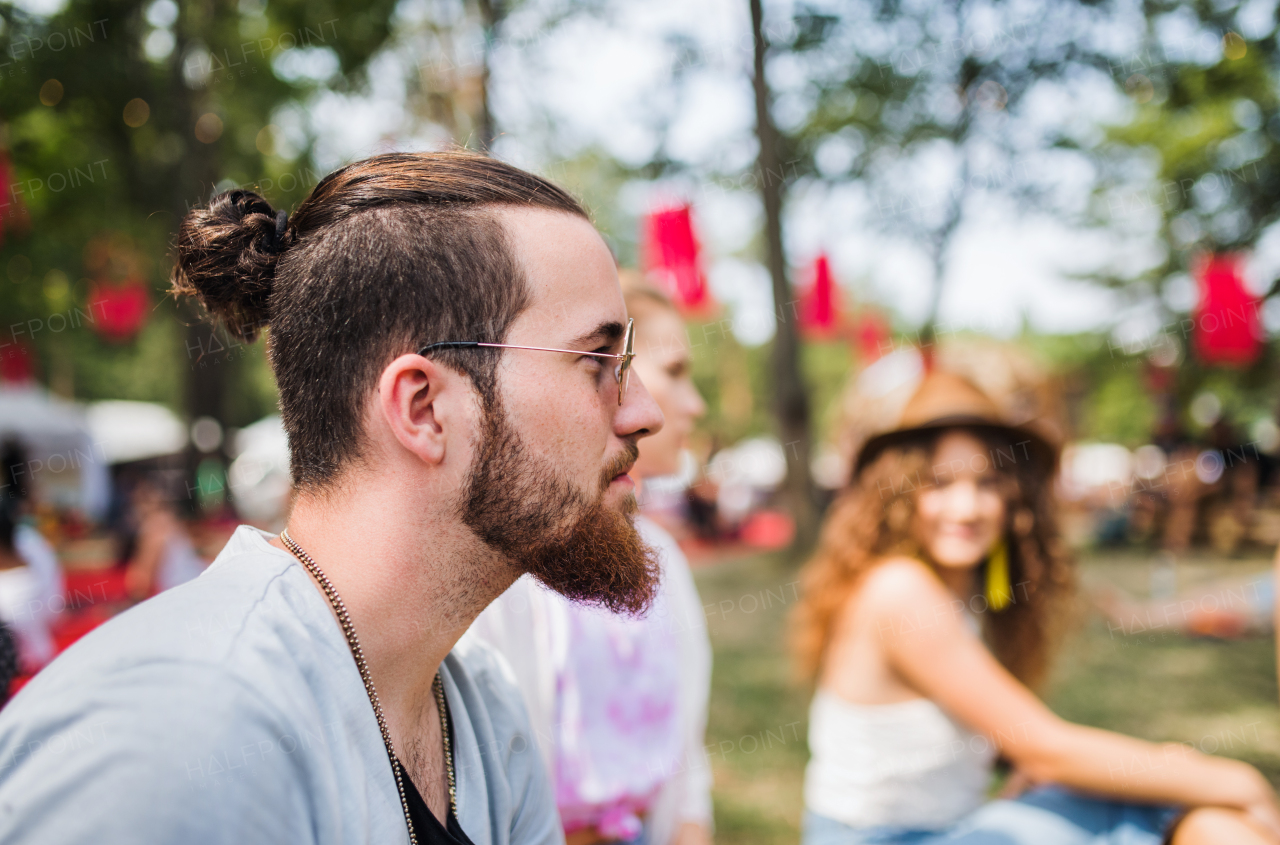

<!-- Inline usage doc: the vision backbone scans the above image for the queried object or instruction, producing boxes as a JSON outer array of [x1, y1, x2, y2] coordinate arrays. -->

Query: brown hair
[[791, 426, 1074, 689], [172, 151, 588, 491]]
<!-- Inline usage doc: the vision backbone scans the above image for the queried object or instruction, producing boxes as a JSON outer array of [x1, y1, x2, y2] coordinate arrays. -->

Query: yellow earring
[[985, 538, 1012, 611]]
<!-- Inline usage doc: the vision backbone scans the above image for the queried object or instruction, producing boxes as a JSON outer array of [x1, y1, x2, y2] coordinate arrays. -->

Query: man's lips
[[601, 442, 640, 490]]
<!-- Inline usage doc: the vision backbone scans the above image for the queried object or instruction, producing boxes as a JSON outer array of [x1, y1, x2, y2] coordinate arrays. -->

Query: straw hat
[[835, 342, 1063, 483]]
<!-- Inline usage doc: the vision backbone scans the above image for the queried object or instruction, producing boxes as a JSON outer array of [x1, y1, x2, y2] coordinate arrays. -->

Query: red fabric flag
[[86, 279, 151, 342], [798, 254, 839, 337], [0, 151, 16, 245], [642, 204, 712, 314], [1192, 253, 1262, 367], [853, 311, 892, 363], [0, 340, 35, 383]]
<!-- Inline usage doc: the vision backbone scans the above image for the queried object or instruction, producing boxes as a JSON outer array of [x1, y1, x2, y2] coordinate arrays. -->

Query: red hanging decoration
[[0, 340, 35, 384], [0, 151, 19, 245], [1192, 253, 1262, 367], [798, 253, 839, 338], [642, 204, 713, 315], [853, 311, 892, 363], [86, 279, 151, 342]]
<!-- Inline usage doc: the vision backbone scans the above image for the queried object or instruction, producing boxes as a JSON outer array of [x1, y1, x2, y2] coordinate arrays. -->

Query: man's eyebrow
[[567, 320, 625, 350]]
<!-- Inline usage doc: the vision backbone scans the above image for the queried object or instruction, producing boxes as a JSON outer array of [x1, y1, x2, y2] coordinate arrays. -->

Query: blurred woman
[[793, 362, 1280, 845], [123, 482, 207, 600], [470, 278, 713, 845]]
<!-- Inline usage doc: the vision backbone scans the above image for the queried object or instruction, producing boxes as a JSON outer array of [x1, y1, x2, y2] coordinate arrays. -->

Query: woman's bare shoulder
[[854, 556, 949, 604], [836, 556, 960, 633]]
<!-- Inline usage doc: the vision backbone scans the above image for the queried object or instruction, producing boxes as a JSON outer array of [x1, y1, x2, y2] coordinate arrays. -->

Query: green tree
[[783, 0, 1119, 336], [0, 0, 401, 507], [1093, 6, 1280, 434]]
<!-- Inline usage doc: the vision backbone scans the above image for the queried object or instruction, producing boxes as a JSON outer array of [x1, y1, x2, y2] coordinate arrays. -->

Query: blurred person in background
[[0, 441, 60, 669], [0, 504, 55, 672], [792, 364, 1280, 845], [0, 620, 17, 707], [122, 480, 208, 600], [470, 278, 713, 845]]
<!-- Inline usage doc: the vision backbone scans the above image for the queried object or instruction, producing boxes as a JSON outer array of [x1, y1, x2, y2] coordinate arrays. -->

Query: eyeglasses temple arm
[[418, 341, 481, 355], [419, 341, 631, 360]]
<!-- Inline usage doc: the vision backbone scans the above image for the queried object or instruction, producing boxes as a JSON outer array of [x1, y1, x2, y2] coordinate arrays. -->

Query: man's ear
[[376, 354, 465, 468]]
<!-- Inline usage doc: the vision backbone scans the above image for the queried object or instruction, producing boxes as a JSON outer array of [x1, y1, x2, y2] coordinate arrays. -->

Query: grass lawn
[[693, 548, 1279, 844]]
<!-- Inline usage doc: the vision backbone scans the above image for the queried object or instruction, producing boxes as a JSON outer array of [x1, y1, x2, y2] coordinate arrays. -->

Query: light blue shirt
[[0, 526, 562, 845]]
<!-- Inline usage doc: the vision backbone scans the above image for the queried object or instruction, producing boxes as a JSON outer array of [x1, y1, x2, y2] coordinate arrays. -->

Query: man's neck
[[269, 480, 516, 719]]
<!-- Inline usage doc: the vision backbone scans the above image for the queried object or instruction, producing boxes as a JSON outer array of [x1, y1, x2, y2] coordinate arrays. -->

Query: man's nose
[[617, 370, 665, 440]]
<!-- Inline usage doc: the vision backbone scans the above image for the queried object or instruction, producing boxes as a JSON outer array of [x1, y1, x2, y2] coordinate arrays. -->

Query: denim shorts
[[803, 786, 1184, 845]]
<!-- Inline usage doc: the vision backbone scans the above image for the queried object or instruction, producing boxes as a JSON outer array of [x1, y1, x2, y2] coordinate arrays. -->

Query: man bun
[[171, 189, 292, 342]]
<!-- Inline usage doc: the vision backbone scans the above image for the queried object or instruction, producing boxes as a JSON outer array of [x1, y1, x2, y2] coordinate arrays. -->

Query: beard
[[459, 395, 660, 615]]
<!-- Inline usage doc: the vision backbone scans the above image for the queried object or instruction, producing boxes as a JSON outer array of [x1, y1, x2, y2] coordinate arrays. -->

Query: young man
[[0, 152, 665, 845]]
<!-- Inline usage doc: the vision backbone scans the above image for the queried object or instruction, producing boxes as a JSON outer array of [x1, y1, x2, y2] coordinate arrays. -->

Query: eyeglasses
[[419, 318, 636, 406]]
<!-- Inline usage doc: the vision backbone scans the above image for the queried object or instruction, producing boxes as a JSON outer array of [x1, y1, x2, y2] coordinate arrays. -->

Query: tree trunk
[[175, 0, 231, 516], [749, 0, 818, 553], [475, 0, 503, 150], [919, 132, 970, 349]]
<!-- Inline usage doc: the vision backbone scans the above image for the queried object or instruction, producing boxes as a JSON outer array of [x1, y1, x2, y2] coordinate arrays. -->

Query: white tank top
[[804, 689, 996, 830]]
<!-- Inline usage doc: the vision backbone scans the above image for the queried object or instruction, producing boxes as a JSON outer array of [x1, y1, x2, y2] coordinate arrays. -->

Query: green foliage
[[801, 338, 854, 443], [1095, 18, 1280, 427], [64, 311, 182, 405], [1081, 365, 1159, 447], [0, 0, 396, 419], [681, 316, 854, 450], [688, 322, 772, 447], [1103, 46, 1278, 254]]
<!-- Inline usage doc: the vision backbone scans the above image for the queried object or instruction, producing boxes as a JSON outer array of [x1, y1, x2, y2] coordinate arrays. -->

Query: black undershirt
[[394, 687, 474, 845], [397, 759, 474, 845]]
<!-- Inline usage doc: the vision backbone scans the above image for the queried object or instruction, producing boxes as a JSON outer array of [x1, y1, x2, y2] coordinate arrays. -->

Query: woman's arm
[[857, 558, 1279, 828], [123, 512, 173, 600]]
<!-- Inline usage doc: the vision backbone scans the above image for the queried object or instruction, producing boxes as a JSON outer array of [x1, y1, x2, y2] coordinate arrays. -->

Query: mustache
[[599, 441, 639, 492]]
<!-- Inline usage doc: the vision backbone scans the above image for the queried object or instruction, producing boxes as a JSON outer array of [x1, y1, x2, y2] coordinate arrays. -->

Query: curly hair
[[791, 426, 1075, 689]]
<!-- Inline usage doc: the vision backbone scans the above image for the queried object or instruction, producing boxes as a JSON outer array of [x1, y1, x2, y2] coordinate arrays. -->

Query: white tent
[[0, 385, 110, 518], [85, 401, 188, 465]]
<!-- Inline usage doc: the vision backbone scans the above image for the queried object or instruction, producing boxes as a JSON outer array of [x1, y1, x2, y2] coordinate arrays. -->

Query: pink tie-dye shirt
[[550, 584, 683, 840]]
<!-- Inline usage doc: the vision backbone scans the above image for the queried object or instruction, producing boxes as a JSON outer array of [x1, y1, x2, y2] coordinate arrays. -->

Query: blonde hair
[[619, 269, 676, 318]]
